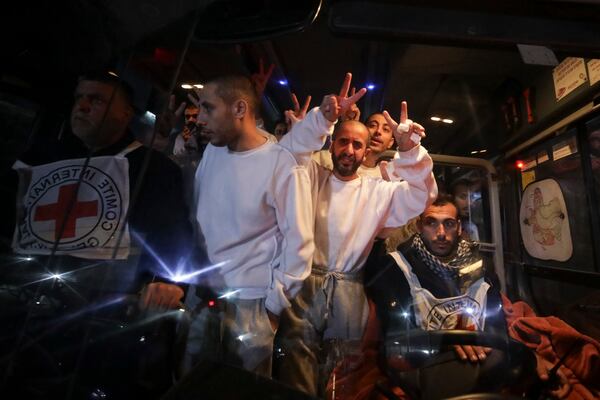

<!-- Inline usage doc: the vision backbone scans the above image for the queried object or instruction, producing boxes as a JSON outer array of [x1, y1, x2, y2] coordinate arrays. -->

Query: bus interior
[[2, 1, 600, 399]]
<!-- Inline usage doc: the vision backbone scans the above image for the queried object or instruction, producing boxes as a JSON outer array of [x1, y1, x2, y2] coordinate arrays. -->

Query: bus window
[[517, 129, 595, 273]]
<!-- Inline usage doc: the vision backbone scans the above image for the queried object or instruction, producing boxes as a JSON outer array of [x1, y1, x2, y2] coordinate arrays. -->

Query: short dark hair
[[422, 192, 459, 219], [77, 72, 135, 108], [365, 112, 385, 123], [431, 192, 456, 208], [208, 75, 260, 114]]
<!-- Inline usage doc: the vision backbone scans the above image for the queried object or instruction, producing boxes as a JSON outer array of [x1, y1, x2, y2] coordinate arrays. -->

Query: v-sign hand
[[337, 73, 367, 116], [383, 101, 426, 152]]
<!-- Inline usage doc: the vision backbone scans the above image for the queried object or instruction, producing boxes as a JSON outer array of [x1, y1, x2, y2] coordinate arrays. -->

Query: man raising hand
[[276, 73, 437, 396]]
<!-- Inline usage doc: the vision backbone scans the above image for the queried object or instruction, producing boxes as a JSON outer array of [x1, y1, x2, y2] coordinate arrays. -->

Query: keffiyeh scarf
[[411, 234, 480, 280]]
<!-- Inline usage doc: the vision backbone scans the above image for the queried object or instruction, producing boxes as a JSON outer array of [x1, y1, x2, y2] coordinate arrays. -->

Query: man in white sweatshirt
[[190, 75, 314, 377], [358, 112, 396, 178], [276, 74, 438, 396]]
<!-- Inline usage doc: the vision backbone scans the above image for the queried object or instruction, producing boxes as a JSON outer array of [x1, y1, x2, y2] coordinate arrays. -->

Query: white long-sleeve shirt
[[280, 108, 437, 273], [194, 137, 314, 315]]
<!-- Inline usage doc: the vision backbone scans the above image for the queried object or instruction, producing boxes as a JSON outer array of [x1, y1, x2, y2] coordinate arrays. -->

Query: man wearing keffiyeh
[[363, 194, 510, 397]]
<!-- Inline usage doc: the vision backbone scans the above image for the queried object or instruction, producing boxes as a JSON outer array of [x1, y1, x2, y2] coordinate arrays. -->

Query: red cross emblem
[[33, 183, 99, 239]]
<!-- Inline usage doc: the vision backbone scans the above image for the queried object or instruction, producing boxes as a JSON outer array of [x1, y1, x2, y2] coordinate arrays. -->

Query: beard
[[423, 235, 460, 258], [331, 151, 362, 177], [71, 115, 124, 150]]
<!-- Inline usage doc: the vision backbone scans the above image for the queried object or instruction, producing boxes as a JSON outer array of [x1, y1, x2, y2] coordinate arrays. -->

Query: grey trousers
[[182, 294, 275, 378], [276, 269, 369, 397]]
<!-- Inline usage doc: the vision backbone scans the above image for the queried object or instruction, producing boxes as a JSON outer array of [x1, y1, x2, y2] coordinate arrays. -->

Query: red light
[[208, 300, 216, 307], [153, 48, 176, 66], [516, 160, 524, 170]]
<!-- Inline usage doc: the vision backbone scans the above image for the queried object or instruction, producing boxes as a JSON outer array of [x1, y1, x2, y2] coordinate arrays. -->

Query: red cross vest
[[11, 141, 142, 260]]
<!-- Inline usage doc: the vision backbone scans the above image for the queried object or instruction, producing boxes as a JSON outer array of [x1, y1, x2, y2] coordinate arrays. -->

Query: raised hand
[[251, 58, 275, 98], [337, 73, 367, 116], [285, 92, 312, 129], [383, 101, 426, 152], [319, 94, 341, 123], [341, 87, 361, 121], [319, 73, 366, 122], [155, 95, 186, 137]]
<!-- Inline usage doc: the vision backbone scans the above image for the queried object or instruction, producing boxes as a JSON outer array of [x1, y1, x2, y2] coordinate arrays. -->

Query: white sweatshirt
[[280, 108, 437, 273], [357, 164, 382, 178], [194, 137, 314, 315]]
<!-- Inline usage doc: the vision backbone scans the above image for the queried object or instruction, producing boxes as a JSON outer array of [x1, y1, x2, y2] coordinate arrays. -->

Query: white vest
[[12, 141, 142, 260], [390, 251, 490, 331]]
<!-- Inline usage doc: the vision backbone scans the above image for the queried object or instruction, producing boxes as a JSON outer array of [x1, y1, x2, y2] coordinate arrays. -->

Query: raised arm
[[250, 58, 275, 99], [376, 101, 438, 229], [279, 72, 366, 164]]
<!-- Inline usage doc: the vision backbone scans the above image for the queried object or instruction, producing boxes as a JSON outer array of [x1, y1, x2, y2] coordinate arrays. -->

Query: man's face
[[184, 106, 199, 129], [453, 184, 470, 217], [418, 203, 462, 257], [365, 113, 394, 154], [195, 83, 236, 147], [330, 121, 370, 178], [70, 80, 132, 149]]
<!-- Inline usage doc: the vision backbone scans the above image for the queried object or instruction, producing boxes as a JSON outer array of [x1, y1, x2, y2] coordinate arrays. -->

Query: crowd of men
[[1, 69, 568, 400]]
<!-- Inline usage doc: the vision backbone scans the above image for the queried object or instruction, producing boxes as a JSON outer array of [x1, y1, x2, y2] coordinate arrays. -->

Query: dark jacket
[[364, 237, 507, 339]]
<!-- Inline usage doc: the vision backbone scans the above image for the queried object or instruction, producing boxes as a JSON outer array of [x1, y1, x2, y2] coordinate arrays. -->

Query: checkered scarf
[[411, 234, 479, 280]]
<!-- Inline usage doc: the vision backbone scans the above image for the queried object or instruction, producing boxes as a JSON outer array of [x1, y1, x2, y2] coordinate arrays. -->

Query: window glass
[[517, 129, 595, 272]]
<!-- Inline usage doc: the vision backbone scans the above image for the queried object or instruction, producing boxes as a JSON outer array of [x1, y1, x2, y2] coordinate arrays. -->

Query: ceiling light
[[430, 116, 441, 121], [193, 84, 204, 89], [471, 150, 478, 154], [108, 71, 118, 77], [480, 149, 487, 153], [442, 118, 454, 124], [366, 83, 375, 90], [181, 84, 193, 89], [278, 79, 288, 86]]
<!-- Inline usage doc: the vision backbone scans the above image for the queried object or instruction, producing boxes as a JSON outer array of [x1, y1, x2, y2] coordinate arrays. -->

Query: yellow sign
[[521, 170, 536, 190]]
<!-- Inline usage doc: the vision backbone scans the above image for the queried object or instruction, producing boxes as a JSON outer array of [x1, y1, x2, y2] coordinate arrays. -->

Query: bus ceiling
[[7, 1, 600, 158]]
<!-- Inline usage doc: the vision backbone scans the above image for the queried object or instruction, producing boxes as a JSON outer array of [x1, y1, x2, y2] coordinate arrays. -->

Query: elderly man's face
[[418, 203, 462, 257], [70, 80, 132, 150]]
